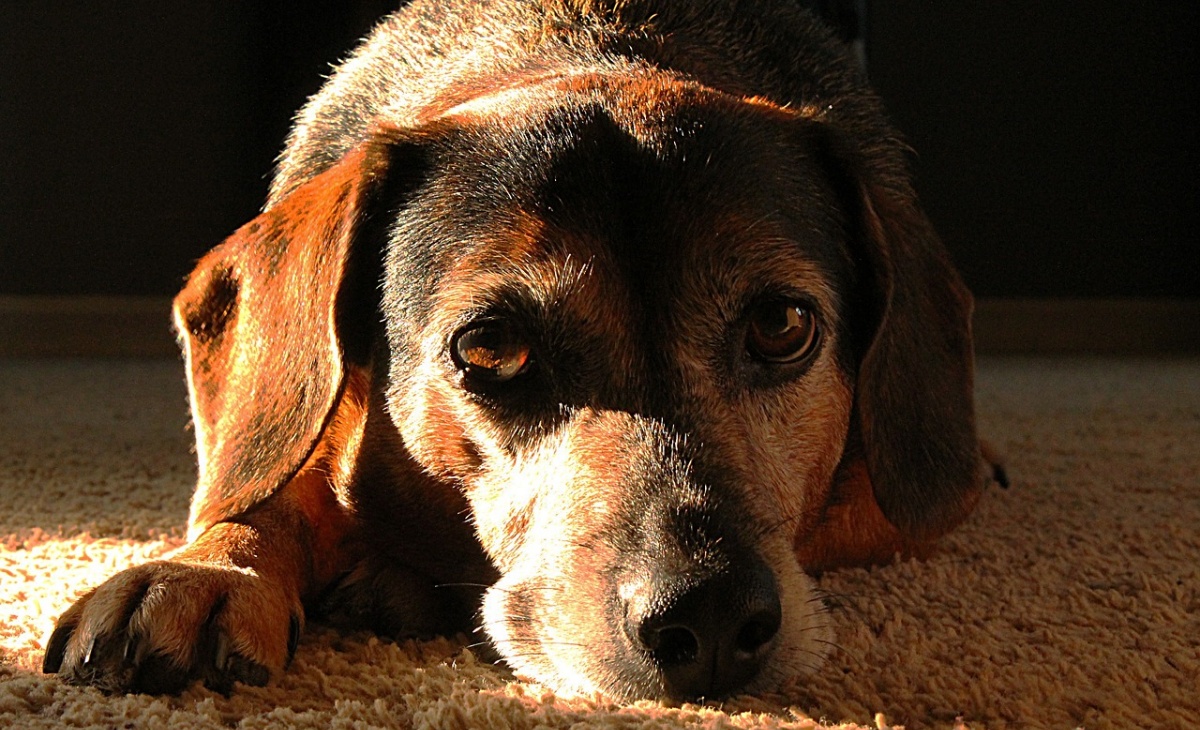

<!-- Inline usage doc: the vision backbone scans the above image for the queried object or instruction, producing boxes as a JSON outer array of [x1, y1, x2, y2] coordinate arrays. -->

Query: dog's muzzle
[[476, 411, 804, 702]]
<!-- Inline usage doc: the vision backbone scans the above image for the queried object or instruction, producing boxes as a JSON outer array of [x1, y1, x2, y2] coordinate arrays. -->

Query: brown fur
[[45, 0, 992, 703]]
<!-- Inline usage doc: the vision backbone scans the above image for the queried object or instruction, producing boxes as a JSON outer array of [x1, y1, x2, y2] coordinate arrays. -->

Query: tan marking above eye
[[746, 300, 820, 364], [452, 322, 532, 382]]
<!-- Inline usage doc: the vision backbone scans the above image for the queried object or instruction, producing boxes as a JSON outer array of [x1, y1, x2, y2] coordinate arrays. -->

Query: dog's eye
[[746, 300, 820, 364], [451, 322, 532, 383]]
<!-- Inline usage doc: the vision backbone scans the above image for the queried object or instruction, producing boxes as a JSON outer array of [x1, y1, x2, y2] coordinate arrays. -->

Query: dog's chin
[[479, 558, 833, 704]]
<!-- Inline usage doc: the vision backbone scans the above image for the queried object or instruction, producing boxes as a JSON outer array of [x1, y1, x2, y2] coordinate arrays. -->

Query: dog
[[43, 0, 989, 702]]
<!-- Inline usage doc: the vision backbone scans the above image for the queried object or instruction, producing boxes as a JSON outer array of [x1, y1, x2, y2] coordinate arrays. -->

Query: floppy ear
[[173, 131, 411, 539], [852, 178, 983, 542]]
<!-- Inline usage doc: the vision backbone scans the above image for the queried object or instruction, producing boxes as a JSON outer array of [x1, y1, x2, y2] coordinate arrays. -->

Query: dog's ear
[[802, 113, 983, 543], [173, 130, 416, 538], [852, 178, 982, 541]]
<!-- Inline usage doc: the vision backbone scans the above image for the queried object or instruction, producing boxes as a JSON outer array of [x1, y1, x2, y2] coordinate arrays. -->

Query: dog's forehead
[[434, 72, 827, 211], [418, 72, 852, 295]]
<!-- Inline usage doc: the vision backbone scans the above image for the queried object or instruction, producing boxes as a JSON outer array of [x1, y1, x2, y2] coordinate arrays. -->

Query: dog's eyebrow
[[677, 204, 850, 312], [521, 253, 598, 310], [447, 253, 601, 321]]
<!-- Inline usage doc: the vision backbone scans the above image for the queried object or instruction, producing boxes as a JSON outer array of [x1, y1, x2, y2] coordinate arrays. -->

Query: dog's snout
[[625, 559, 782, 701]]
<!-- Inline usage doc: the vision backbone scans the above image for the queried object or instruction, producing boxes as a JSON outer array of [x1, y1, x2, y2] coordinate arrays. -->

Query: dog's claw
[[81, 636, 98, 667], [122, 633, 140, 665], [285, 614, 301, 669], [132, 651, 191, 695], [200, 624, 276, 692], [199, 624, 268, 692], [43, 624, 73, 674], [226, 655, 270, 687], [214, 631, 231, 671]]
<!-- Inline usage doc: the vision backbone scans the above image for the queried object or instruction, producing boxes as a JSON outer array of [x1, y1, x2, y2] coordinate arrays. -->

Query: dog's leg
[[42, 372, 370, 695]]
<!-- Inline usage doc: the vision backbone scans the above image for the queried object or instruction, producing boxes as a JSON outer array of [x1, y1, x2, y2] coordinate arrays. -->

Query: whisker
[[828, 600, 866, 619], [524, 535, 599, 553], [804, 593, 832, 606], [443, 581, 567, 595], [489, 651, 550, 664], [494, 615, 539, 625], [789, 655, 826, 675], [754, 511, 803, 540], [462, 639, 559, 661], [811, 587, 862, 614], [486, 626, 588, 651], [809, 638, 857, 668]]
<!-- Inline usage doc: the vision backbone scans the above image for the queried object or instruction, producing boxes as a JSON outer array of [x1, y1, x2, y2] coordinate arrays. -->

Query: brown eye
[[746, 300, 820, 364], [452, 322, 532, 383]]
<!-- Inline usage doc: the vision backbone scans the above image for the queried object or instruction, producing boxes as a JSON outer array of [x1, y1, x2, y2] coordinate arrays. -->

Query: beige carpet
[[1, 357, 1196, 729]]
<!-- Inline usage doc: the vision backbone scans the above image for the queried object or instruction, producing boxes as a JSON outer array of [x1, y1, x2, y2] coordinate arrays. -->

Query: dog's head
[[174, 70, 979, 702]]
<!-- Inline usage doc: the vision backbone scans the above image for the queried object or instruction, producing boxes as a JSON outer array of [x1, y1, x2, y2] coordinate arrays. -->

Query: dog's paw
[[42, 560, 302, 694]]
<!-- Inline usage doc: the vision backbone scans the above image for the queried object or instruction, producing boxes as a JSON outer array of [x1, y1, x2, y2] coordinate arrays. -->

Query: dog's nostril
[[735, 609, 781, 656], [644, 625, 699, 667]]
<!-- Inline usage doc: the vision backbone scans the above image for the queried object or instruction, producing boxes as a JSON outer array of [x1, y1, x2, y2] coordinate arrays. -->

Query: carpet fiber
[[1, 357, 1196, 729]]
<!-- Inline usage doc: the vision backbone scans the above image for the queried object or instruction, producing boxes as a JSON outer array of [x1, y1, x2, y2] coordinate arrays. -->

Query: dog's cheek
[[748, 538, 834, 691], [385, 351, 566, 570], [715, 359, 847, 690], [738, 356, 854, 538], [464, 426, 582, 574], [472, 421, 654, 698], [389, 363, 485, 483]]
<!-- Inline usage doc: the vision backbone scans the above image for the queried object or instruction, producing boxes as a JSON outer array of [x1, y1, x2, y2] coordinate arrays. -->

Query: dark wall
[[3, 2, 1197, 298], [868, 2, 1199, 297], [0, 1, 393, 296]]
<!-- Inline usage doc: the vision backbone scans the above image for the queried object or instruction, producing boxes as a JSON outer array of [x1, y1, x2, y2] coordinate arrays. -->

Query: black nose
[[626, 559, 782, 701]]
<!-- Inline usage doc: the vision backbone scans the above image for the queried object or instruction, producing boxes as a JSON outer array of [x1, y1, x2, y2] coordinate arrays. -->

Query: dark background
[[3, 1, 1197, 299]]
